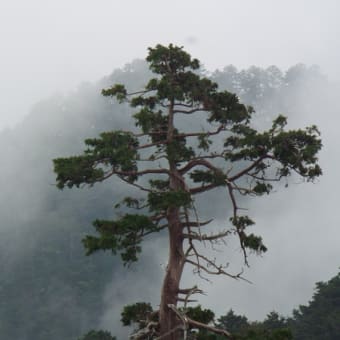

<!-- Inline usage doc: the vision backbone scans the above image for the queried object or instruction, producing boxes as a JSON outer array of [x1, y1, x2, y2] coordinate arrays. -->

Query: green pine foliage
[[53, 44, 322, 338], [121, 302, 154, 326]]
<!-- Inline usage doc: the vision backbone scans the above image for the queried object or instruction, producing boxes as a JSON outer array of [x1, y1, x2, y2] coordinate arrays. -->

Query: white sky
[[0, 0, 339, 129]]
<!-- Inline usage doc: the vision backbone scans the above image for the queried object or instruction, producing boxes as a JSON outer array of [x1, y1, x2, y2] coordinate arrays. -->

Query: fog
[[99, 67, 340, 336], [1, 0, 340, 129], [191, 80, 340, 320], [1, 1, 340, 338]]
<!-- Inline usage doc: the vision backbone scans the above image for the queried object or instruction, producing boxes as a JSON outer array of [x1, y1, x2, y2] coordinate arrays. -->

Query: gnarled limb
[[186, 317, 233, 339]]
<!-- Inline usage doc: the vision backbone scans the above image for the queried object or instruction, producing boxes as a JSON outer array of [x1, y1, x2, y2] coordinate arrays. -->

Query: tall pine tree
[[54, 44, 322, 339]]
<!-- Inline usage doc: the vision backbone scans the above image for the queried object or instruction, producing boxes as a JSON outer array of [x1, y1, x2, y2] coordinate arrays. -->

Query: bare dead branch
[[181, 286, 205, 309], [130, 321, 158, 340], [186, 317, 234, 339], [247, 173, 282, 182], [185, 258, 233, 279], [181, 219, 213, 228], [183, 209, 209, 281], [150, 213, 167, 223], [118, 176, 153, 193], [183, 229, 232, 241], [168, 304, 234, 339], [126, 89, 153, 97], [176, 298, 197, 303], [190, 182, 221, 194], [179, 158, 221, 175], [178, 286, 204, 296], [136, 140, 168, 150]]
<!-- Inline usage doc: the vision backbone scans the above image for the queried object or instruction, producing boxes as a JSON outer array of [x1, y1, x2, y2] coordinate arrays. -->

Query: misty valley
[[0, 48, 339, 340]]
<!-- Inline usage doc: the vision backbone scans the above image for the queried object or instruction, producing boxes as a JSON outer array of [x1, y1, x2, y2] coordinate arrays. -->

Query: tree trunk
[[159, 205, 185, 340], [158, 98, 186, 339]]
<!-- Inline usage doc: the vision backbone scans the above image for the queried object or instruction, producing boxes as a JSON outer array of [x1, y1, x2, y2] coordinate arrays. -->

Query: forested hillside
[[216, 271, 340, 339], [0, 60, 334, 339]]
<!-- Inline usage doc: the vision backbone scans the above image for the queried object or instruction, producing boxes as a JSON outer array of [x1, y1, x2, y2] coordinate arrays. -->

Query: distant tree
[[216, 309, 249, 336], [78, 330, 116, 340], [216, 310, 292, 340], [241, 327, 292, 340], [54, 44, 322, 339], [212, 63, 328, 122], [290, 271, 340, 339], [262, 311, 288, 330]]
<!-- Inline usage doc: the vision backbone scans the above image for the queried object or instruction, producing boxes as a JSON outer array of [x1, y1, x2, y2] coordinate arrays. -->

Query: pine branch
[[183, 229, 232, 241], [226, 180, 249, 266], [173, 107, 206, 114], [228, 155, 273, 182], [179, 158, 221, 174]]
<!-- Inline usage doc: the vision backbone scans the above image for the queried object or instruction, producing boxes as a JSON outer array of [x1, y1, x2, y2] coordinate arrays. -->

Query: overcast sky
[[1, 0, 340, 129]]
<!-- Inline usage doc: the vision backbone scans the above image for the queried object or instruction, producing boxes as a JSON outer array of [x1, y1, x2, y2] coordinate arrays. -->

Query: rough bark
[[158, 99, 186, 339], [159, 206, 185, 339]]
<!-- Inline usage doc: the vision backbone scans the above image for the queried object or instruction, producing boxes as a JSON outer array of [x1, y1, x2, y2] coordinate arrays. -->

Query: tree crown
[[54, 44, 322, 338]]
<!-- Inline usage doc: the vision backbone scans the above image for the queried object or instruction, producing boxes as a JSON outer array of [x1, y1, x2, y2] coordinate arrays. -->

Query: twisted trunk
[[158, 98, 186, 339], [159, 205, 185, 339]]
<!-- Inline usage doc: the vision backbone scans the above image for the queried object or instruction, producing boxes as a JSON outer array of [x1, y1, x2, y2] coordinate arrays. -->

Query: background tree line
[[80, 270, 340, 339]]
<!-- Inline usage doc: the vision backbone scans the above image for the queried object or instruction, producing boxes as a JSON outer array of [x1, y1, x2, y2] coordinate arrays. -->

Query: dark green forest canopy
[[290, 271, 340, 339]]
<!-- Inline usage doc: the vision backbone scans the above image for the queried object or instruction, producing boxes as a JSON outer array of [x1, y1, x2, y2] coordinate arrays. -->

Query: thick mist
[[0, 57, 339, 339], [1, 1, 340, 129], [0, 61, 164, 339], [192, 77, 340, 320], [97, 64, 340, 336], [1, 2, 340, 338]]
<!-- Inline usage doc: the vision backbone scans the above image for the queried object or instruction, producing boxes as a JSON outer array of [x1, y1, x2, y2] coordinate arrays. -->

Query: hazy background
[[1, 0, 340, 129], [1, 1, 340, 338]]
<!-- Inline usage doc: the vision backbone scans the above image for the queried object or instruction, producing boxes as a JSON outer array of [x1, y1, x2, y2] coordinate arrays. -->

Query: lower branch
[[130, 321, 158, 340], [185, 256, 251, 283], [183, 229, 232, 241], [187, 317, 234, 338], [178, 286, 205, 308], [129, 303, 235, 340], [167, 304, 234, 340]]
